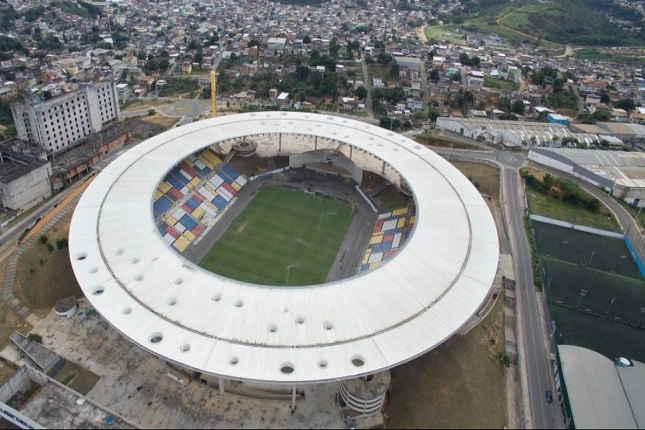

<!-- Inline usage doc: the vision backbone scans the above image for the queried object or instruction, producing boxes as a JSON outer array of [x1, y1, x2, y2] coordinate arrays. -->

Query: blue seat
[[178, 213, 198, 231], [212, 195, 228, 210], [153, 195, 173, 216]]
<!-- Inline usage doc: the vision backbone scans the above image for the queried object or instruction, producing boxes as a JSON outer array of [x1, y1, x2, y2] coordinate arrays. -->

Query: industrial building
[[0, 144, 52, 212], [11, 81, 121, 155], [435, 117, 601, 148], [528, 147, 645, 206], [558, 345, 645, 429]]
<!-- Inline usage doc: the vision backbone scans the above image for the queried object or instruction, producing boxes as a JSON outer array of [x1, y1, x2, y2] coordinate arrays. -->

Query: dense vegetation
[[521, 172, 600, 213], [459, 0, 644, 46]]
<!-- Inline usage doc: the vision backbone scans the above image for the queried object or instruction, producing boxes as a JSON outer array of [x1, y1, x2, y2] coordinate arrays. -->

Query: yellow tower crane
[[210, 70, 218, 118]]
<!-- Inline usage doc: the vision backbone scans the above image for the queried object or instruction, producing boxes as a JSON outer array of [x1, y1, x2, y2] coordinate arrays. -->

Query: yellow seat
[[392, 207, 408, 216], [192, 207, 204, 220], [188, 177, 200, 188], [158, 182, 171, 193], [183, 230, 196, 242], [172, 236, 190, 252]]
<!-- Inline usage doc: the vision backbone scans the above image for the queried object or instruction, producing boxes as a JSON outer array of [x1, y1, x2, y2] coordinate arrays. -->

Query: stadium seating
[[153, 151, 246, 255], [360, 207, 416, 273]]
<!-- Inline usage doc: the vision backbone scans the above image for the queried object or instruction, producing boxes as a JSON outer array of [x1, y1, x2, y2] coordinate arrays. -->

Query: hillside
[[459, 0, 645, 46]]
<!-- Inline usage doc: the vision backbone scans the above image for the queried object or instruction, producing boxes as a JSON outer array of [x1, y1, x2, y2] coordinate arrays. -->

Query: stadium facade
[[69, 112, 499, 398]]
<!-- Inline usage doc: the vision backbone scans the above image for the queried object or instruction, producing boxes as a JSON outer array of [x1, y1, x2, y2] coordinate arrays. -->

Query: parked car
[[546, 390, 553, 403]]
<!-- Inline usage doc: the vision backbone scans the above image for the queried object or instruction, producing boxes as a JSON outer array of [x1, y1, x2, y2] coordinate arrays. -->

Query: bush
[[45, 242, 54, 252], [27, 333, 42, 343], [38, 234, 48, 244], [148, 109, 156, 115], [55, 238, 68, 249]]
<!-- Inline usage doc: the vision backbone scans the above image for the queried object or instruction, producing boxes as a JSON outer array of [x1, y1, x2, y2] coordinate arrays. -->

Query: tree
[[614, 98, 636, 111], [247, 39, 260, 48], [511, 100, 525, 115], [355, 85, 368, 99], [303, 35, 312, 44], [429, 68, 440, 83]]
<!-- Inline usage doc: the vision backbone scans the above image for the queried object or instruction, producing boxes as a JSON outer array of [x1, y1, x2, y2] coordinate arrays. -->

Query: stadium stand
[[360, 207, 416, 272], [152, 147, 246, 254]]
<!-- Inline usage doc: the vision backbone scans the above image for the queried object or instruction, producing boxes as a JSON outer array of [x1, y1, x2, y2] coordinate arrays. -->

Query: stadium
[[68, 112, 498, 411]]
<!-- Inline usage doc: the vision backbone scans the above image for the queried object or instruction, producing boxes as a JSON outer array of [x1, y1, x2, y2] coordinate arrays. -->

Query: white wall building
[[11, 81, 120, 155]]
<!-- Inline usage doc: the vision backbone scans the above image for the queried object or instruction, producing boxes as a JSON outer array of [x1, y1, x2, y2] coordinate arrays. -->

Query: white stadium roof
[[69, 112, 499, 384]]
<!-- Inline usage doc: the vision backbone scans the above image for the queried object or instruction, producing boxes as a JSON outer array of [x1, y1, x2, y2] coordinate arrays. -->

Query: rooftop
[[69, 112, 499, 384]]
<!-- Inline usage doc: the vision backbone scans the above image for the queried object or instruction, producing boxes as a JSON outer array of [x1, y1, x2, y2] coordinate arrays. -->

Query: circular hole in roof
[[149, 332, 163, 344], [167, 297, 177, 306], [267, 323, 278, 333], [351, 354, 365, 367], [250, 113, 256, 117], [280, 362, 295, 374], [180, 343, 190, 353], [414, 145, 422, 150], [392, 147, 399, 151], [318, 359, 328, 369], [229, 356, 239, 365], [261, 121, 266, 125], [131, 257, 140, 264], [387, 132, 393, 136], [89, 267, 98, 274], [234, 299, 243, 308], [304, 115, 310, 119], [75, 252, 87, 261], [212, 294, 221, 302], [369, 137, 374, 141], [122, 307, 132, 315], [134, 274, 144, 282], [295, 315, 305, 324], [174, 278, 183, 285], [283, 308, 289, 313], [377, 143, 384, 147], [323, 321, 333, 331], [327, 116, 335, 120], [116, 249, 124, 256], [91, 286, 105, 296]]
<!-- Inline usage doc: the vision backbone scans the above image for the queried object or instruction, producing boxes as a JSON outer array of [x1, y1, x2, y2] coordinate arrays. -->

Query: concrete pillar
[[291, 384, 297, 412], [218, 377, 225, 397]]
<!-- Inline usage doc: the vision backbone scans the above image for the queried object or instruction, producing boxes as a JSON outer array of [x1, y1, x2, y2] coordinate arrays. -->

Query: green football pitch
[[198, 185, 354, 286]]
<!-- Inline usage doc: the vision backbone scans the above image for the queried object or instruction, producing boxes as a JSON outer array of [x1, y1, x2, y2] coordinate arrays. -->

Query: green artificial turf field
[[198, 185, 353, 286]]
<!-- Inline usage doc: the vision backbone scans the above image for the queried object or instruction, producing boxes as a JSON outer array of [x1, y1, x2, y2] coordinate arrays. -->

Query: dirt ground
[[451, 161, 500, 200], [14, 211, 82, 317], [385, 285, 508, 429]]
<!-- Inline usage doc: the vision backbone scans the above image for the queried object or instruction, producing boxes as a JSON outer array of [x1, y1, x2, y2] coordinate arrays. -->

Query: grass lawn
[[14, 212, 83, 317], [386, 286, 507, 428], [525, 188, 620, 232], [451, 161, 500, 200], [199, 185, 353, 286], [484, 76, 519, 91]]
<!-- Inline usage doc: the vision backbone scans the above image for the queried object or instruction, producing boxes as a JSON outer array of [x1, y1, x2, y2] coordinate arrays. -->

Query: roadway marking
[[504, 155, 518, 162]]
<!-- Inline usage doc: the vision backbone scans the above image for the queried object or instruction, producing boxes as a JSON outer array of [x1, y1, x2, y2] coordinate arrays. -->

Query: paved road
[[432, 143, 559, 428]]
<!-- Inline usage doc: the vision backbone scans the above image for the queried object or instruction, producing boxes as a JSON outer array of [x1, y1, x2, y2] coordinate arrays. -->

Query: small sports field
[[199, 185, 353, 286]]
